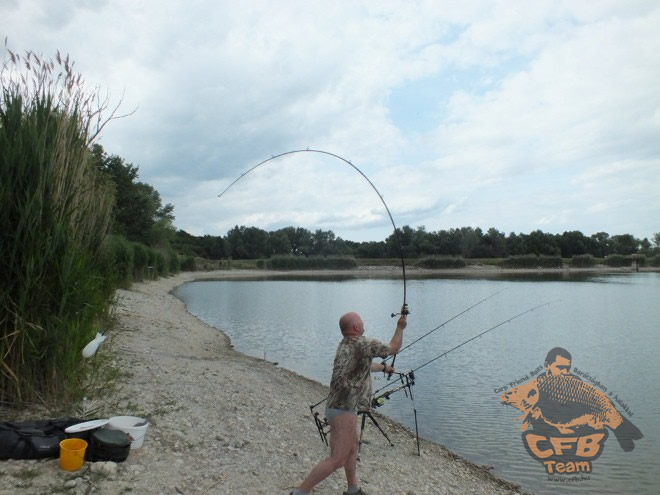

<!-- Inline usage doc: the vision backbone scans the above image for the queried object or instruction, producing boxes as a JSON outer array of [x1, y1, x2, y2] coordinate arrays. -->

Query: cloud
[[3, 1, 659, 240]]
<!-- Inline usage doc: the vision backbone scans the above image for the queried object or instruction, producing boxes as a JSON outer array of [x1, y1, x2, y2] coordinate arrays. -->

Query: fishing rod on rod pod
[[372, 299, 561, 399], [368, 299, 561, 455]]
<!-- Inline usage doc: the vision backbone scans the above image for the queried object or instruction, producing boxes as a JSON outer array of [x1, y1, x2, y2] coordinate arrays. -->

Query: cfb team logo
[[498, 347, 643, 480]]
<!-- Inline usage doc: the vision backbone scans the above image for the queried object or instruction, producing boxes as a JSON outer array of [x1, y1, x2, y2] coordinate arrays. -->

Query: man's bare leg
[[343, 426, 359, 487], [298, 413, 357, 492]]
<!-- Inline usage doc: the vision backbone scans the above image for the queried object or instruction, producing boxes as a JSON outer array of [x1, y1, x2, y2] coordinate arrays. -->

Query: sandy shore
[[7, 267, 606, 494]]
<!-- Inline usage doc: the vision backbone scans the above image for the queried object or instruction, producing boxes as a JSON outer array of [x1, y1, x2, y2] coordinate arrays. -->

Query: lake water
[[173, 272, 660, 495]]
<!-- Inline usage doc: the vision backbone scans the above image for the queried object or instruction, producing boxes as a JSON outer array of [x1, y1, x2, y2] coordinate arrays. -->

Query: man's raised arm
[[388, 315, 407, 354]]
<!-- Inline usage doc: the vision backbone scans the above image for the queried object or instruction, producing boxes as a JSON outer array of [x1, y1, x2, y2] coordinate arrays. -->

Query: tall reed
[[1, 49, 115, 406]]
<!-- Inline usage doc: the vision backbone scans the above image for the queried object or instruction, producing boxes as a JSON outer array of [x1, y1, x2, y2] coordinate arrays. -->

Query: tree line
[[174, 225, 659, 260]]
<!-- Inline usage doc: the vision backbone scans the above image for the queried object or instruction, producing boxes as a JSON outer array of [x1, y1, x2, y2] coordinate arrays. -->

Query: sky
[[3, 0, 659, 242]]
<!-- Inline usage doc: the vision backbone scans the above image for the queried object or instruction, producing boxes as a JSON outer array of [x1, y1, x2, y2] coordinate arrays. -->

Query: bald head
[[339, 312, 364, 336]]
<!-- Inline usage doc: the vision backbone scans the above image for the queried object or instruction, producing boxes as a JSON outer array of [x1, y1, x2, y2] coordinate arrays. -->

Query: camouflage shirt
[[326, 335, 391, 411]]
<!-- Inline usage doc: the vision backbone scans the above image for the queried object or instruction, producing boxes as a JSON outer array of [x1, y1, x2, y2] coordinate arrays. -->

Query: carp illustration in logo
[[499, 347, 643, 476]]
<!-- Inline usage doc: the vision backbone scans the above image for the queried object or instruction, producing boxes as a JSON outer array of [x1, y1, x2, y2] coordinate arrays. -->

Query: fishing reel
[[371, 370, 416, 408], [391, 303, 410, 318]]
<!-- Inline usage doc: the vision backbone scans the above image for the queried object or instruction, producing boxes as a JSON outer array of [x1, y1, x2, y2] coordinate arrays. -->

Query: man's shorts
[[325, 407, 357, 422]]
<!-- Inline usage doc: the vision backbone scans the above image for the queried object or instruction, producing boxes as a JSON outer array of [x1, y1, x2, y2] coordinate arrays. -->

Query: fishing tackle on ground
[[217, 149, 410, 320]]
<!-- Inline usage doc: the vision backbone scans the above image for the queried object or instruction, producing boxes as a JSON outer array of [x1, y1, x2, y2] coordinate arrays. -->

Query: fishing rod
[[368, 299, 560, 455], [372, 299, 561, 399], [218, 149, 410, 320], [412, 299, 560, 373]]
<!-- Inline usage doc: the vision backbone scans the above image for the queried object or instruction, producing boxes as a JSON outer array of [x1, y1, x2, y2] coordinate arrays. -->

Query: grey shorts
[[325, 407, 357, 422]]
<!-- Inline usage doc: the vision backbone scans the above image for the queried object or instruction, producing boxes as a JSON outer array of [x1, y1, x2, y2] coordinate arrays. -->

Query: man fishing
[[291, 311, 407, 495]]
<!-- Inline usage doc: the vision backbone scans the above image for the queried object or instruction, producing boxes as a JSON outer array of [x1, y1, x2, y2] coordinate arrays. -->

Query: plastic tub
[[59, 438, 88, 471], [106, 416, 149, 449]]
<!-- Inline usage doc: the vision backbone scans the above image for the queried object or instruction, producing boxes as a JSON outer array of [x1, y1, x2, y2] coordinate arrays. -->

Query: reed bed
[[0, 49, 115, 406], [570, 254, 597, 268], [416, 256, 467, 269], [500, 255, 564, 269], [260, 255, 358, 270]]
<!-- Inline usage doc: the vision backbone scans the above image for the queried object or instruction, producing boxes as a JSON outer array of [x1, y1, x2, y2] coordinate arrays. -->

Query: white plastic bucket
[[107, 416, 149, 449]]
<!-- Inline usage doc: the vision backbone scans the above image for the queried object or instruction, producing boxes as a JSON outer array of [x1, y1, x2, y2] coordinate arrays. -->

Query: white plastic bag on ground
[[82, 332, 107, 358]]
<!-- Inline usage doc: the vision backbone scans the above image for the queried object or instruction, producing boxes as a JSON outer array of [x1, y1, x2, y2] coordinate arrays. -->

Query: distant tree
[[590, 232, 611, 258], [458, 226, 483, 258], [202, 234, 228, 259], [242, 226, 269, 258], [332, 237, 353, 256], [611, 234, 639, 255], [434, 229, 461, 256], [505, 232, 527, 256], [527, 229, 560, 256], [477, 227, 507, 258], [311, 229, 337, 256], [653, 232, 660, 248], [277, 226, 313, 256], [356, 240, 386, 258], [559, 231, 589, 258], [386, 225, 415, 258], [226, 225, 269, 258], [267, 230, 292, 256], [91, 144, 174, 245]]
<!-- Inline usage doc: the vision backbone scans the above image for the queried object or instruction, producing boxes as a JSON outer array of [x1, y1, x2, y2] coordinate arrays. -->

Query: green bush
[[104, 235, 134, 288], [146, 247, 159, 279], [169, 250, 180, 274], [570, 254, 597, 268], [180, 255, 196, 271], [651, 255, 660, 267], [267, 255, 357, 270], [155, 251, 169, 277], [132, 242, 149, 281], [501, 255, 563, 269], [417, 257, 466, 269], [604, 254, 630, 267]]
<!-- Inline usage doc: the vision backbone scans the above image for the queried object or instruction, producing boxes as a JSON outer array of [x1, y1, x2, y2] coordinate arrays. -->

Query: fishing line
[[412, 299, 561, 373], [218, 149, 409, 319], [381, 288, 507, 364], [372, 299, 561, 397]]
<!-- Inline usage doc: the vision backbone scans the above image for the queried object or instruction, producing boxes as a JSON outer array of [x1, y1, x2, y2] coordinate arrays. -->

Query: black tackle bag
[[0, 417, 83, 460]]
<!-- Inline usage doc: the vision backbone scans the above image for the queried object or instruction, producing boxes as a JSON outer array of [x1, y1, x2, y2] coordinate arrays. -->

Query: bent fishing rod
[[218, 149, 410, 320]]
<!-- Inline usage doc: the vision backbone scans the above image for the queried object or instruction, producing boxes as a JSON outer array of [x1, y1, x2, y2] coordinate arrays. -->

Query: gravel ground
[[0, 270, 534, 495]]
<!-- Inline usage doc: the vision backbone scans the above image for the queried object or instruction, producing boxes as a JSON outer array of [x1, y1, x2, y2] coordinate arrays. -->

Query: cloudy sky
[[3, 1, 659, 242]]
